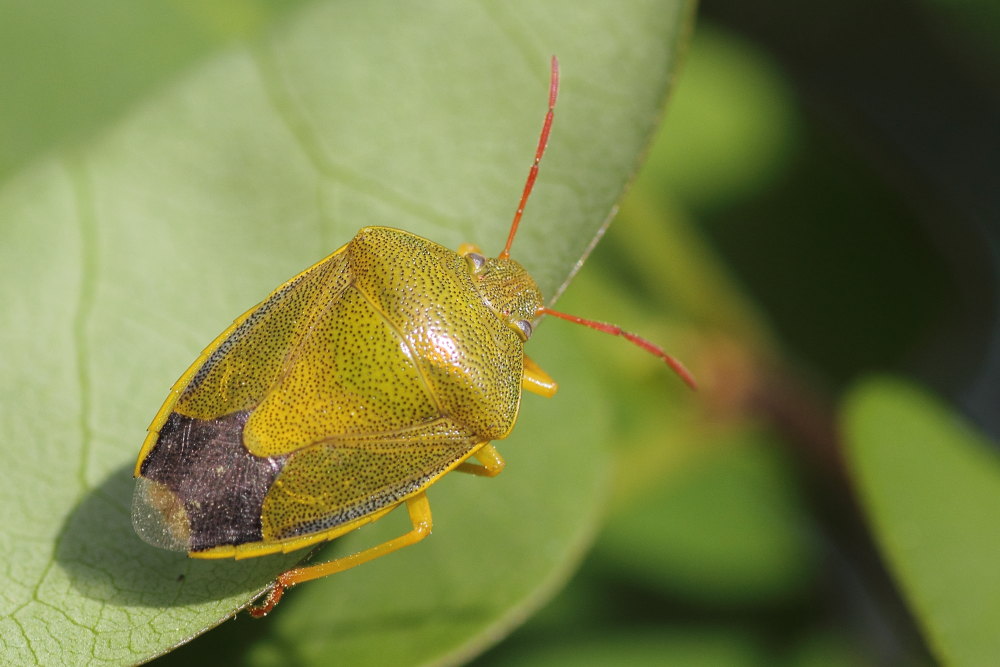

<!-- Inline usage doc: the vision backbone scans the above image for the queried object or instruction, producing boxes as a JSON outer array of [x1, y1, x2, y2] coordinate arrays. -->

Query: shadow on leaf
[[55, 462, 299, 609]]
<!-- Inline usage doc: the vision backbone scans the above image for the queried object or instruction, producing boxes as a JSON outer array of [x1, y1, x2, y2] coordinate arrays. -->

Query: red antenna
[[538, 308, 697, 390], [499, 56, 559, 261], [503, 56, 696, 391]]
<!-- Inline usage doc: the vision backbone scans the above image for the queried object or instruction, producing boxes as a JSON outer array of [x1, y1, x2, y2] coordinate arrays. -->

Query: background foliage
[[2, 0, 999, 665]]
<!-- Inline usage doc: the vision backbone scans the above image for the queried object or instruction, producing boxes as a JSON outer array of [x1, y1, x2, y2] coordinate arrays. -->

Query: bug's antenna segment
[[500, 55, 559, 260], [539, 307, 698, 390]]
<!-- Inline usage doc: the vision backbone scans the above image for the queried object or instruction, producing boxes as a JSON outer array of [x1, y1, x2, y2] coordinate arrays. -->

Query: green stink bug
[[132, 57, 695, 616]]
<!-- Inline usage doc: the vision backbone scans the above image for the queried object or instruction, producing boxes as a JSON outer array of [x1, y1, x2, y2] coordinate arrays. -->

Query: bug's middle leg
[[455, 443, 506, 477]]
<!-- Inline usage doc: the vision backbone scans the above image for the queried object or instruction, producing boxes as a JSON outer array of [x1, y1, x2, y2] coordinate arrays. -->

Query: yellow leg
[[522, 355, 558, 397], [249, 492, 433, 617], [454, 443, 506, 477]]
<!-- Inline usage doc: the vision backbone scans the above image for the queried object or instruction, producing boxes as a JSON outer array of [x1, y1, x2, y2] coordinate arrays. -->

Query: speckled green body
[[132, 226, 544, 556]]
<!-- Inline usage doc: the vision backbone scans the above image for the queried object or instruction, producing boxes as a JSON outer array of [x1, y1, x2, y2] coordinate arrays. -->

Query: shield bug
[[132, 56, 696, 616]]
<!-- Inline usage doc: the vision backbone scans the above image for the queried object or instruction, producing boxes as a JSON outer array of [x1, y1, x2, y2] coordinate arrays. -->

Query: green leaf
[[0, 0, 315, 183], [843, 376, 1000, 666], [0, 0, 694, 664]]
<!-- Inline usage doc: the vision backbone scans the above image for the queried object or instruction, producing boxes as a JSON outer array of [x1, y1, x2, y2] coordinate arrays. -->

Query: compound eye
[[513, 319, 533, 341], [465, 252, 486, 274]]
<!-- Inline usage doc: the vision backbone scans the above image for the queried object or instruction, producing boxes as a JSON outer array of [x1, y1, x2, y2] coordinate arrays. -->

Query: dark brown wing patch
[[135, 411, 286, 551]]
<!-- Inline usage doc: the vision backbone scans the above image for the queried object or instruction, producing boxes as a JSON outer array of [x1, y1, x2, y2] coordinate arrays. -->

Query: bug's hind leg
[[249, 492, 433, 617], [455, 443, 506, 477]]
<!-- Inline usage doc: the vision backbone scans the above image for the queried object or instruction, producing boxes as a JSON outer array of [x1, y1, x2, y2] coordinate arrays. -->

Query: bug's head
[[463, 250, 544, 341], [478, 56, 696, 390]]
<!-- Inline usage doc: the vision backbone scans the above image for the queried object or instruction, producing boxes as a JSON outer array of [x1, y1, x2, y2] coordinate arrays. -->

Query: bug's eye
[[513, 319, 533, 341], [465, 252, 487, 274]]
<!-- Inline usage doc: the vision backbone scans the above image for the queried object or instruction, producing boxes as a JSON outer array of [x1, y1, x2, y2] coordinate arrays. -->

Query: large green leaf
[[0, 1, 694, 664], [844, 377, 1000, 666], [0, 0, 315, 183]]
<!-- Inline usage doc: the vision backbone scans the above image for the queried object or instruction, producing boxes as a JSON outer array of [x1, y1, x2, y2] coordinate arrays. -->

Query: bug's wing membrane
[[261, 420, 481, 542], [133, 411, 280, 552]]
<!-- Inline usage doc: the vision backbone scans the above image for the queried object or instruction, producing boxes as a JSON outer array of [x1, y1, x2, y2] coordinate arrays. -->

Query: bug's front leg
[[521, 355, 558, 397]]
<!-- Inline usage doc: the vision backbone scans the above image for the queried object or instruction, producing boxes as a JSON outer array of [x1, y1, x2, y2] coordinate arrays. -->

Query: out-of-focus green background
[[476, 1, 1000, 664], [3, 0, 999, 664]]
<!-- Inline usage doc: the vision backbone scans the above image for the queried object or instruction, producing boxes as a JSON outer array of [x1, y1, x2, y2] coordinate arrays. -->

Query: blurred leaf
[[596, 429, 817, 606], [478, 628, 768, 667], [0, 0, 694, 664], [645, 24, 800, 214], [787, 628, 875, 667], [701, 0, 992, 396], [611, 25, 794, 346], [844, 376, 1000, 666], [918, 0, 1000, 78]]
